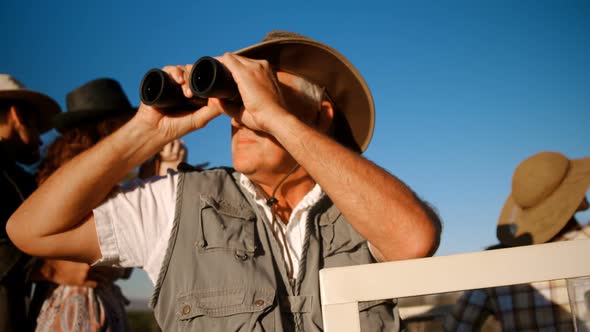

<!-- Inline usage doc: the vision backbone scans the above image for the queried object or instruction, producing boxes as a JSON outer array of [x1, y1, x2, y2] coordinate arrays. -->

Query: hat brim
[[497, 156, 590, 246], [52, 107, 137, 133], [234, 36, 375, 152], [0, 89, 61, 133]]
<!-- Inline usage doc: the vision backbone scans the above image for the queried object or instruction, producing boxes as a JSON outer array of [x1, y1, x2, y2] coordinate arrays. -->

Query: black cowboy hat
[[53, 78, 136, 132]]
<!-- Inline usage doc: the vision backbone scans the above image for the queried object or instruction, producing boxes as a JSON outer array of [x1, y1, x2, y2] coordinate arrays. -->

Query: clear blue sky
[[2, 1, 589, 300]]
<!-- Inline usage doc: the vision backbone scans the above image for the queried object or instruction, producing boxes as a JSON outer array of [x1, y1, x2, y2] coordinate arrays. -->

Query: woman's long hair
[[37, 115, 132, 184]]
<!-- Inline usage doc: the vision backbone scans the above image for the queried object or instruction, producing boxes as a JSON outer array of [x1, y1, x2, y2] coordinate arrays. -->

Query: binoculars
[[139, 56, 240, 110]]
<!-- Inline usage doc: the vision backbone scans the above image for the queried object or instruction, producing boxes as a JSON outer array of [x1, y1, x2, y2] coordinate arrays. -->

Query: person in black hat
[[7, 31, 441, 331], [30, 78, 192, 332], [30, 78, 136, 332], [0, 74, 60, 332]]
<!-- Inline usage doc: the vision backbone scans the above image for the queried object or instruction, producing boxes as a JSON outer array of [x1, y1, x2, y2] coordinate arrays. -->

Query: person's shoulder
[[2, 161, 36, 185], [179, 167, 245, 198], [118, 171, 180, 192], [180, 166, 237, 181], [176, 162, 211, 173]]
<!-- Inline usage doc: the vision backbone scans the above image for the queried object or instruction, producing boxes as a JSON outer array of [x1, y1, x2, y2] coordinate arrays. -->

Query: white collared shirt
[[94, 172, 324, 284], [238, 174, 324, 278]]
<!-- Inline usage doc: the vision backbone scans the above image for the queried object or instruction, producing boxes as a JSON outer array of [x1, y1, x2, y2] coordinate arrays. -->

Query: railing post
[[322, 301, 361, 332]]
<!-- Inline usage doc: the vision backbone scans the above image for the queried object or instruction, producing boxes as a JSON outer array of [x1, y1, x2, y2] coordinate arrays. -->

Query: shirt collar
[[238, 173, 324, 212]]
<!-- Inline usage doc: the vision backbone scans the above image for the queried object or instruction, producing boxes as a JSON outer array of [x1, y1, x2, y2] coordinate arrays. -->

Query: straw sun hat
[[497, 151, 590, 247], [234, 30, 374, 152]]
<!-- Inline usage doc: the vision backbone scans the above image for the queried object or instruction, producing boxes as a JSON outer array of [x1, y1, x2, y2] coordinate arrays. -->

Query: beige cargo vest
[[151, 168, 401, 331]]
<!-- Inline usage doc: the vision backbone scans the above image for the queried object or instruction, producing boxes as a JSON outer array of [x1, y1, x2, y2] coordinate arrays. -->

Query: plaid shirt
[[444, 225, 590, 332]]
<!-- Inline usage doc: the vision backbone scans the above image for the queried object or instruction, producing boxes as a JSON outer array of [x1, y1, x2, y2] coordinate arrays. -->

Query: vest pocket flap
[[177, 288, 274, 320], [320, 220, 370, 257], [200, 196, 256, 221]]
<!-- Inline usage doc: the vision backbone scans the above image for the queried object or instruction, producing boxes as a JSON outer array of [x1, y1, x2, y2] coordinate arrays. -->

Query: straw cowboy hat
[[497, 151, 590, 247], [53, 78, 136, 132], [0, 74, 61, 133], [234, 30, 374, 152]]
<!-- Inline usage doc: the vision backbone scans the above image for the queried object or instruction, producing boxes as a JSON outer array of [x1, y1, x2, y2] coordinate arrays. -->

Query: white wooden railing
[[319, 239, 590, 332]]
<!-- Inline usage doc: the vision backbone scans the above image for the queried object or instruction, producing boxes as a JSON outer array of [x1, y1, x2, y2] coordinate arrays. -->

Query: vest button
[[235, 251, 248, 261], [182, 304, 191, 315], [254, 299, 265, 307]]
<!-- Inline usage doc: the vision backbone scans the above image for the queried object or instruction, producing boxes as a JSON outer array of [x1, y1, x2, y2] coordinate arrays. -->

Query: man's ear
[[317, 100, 334, 134]]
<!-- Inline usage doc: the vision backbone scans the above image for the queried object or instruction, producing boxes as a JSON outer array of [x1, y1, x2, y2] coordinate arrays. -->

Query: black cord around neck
[[265, 163, 300, 207], [263, 162, 300, 281]]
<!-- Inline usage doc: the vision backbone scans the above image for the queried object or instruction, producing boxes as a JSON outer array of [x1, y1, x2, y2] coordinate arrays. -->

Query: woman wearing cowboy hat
[[27, 78, 137, 332], [30, 78, 191, 332]]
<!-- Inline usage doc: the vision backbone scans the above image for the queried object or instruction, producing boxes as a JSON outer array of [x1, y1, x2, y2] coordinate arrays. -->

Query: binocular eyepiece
[[139, 56, 240, 110]]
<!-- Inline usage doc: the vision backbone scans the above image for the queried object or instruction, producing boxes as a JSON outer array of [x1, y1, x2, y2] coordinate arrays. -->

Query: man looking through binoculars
[[7, 31, 441, 331]]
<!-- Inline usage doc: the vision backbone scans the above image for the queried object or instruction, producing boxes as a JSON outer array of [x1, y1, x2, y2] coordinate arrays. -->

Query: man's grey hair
[[290, 74, 362, 152], [291, 75, 324, 109]]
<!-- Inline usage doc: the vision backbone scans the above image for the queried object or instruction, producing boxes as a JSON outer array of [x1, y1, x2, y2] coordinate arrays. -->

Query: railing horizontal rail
[[320, 239, 590, 332]]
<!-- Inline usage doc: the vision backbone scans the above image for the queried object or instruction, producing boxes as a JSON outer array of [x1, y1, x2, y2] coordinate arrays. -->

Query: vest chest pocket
[[198, 196, 257, 254]]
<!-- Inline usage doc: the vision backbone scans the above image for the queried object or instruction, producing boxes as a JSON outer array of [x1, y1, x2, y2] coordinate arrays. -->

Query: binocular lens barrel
[[140, 69, 206, 110], [139, 56, 240, 111], [191, 58, 216, 93], [189, 56, 240, 101], [140, 69, 167, 105]]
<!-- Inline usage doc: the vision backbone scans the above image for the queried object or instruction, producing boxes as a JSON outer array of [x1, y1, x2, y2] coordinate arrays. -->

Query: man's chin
[[233, 161, 258, 177], [233, 164, 251, 175]]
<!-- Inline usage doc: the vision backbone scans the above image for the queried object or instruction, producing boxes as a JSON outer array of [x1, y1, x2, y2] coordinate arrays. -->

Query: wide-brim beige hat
[[497, 151, 590, 247], [0, 74, 61, 133], [234, 31, 375, 152]]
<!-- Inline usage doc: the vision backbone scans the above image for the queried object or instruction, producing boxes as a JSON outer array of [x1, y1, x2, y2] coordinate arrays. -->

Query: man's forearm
[[7, 117, 168, 246], [272, 113, 440, 261]]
